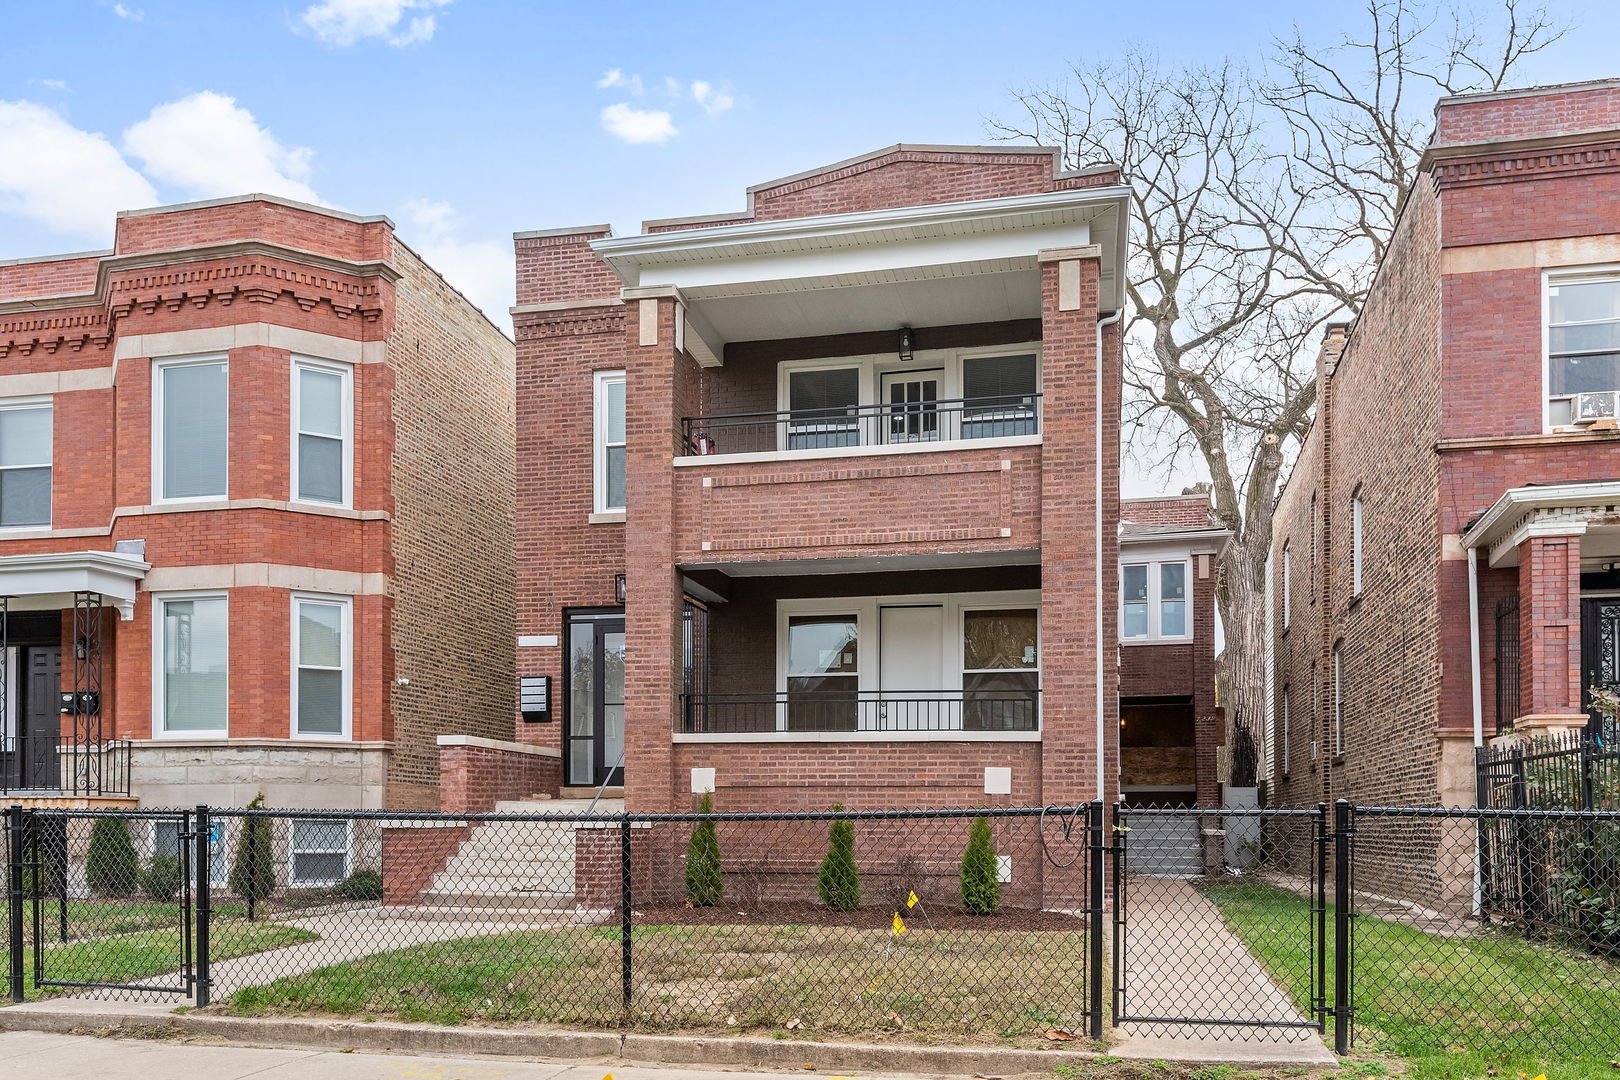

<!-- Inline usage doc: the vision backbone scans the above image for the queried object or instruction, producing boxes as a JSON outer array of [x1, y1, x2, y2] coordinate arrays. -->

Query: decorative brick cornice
[[1428, 138, 1620, 189], [513, 310, 626, 339]]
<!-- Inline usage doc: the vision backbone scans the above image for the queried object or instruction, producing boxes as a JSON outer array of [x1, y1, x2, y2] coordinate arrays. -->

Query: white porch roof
[[0, 550, 151, 620], [1460, 480, 1620, 568]]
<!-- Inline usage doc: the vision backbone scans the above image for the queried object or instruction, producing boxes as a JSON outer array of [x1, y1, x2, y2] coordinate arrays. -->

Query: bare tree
[[989, 1, 1566, 772]]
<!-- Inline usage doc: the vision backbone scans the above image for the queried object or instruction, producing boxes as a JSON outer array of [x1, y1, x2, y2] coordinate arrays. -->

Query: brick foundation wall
[[380, 823, 470, 907]]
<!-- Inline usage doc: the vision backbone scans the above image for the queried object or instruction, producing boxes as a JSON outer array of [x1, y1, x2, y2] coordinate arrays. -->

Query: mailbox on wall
[[59, 690, 101, 716], [520, 676, 551, 723]]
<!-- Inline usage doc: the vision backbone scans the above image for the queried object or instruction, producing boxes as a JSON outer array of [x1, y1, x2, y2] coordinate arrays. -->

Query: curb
[[0, 1005, 1104, 1074]]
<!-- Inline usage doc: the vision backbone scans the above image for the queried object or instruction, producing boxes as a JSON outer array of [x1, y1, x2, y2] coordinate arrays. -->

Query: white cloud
[[299, 0, 450, 47], [111, 3, 143, 20], [0, 100, 157, 240], [600, 103, 677, 145], [596, 68, 643, 95], [400, 198, 513, 329], [30, 79, 69, 91], [122, 91, 320, 204], [689, 80, 734, 116]]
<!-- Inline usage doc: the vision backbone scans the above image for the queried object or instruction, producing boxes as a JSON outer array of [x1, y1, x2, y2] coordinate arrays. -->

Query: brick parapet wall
[[1433, 83, 1620, 147], [438, 742, 563, 814]]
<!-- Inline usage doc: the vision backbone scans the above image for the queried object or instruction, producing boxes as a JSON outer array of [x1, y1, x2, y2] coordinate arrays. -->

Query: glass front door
[[1582, 596, 1620, 741], [881, 370, 942, 444], [566, 611, 625, 787]]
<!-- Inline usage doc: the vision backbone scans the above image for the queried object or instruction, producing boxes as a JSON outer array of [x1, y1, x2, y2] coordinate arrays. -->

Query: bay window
[[1121, 558, 1192, 641], [155, 358, 228, 501], [0, 400, 51, 528], [157, 594, 228, 735]]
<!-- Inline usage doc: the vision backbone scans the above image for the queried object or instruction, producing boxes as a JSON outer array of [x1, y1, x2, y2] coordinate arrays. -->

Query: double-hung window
[[786, 367, 861, 450], [1121, 558, 1192, 641], [1351, 488, 1364, 596], [1332, 642, 1345, 756], [289, 819, 349, 887], [1547, 276, 1620, 428], [155, 357, 228, 501], [961, 352, 1039, 439], [157, 594, 229, 736], [293, 359, 351, 506], [293, 595, 350, 738], [594, 371, 626, 513], [0, 400, 51, 528], [785, 613, 860, 731]]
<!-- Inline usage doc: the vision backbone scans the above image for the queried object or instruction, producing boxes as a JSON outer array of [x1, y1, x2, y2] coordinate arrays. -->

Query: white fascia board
[[0, 550, 151, 617], [1461, 480, 1620, 551], [1118, 527, 1233, 550]]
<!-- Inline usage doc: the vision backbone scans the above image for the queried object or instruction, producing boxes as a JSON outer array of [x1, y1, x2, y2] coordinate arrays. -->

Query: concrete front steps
[[1126, 815, 1205, 878], [398, 797, 624, 922]]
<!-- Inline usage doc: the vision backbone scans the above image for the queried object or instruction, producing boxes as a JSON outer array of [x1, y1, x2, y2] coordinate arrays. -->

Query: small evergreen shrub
[[334, 869, 383, 901], [684, 791, 724, 906], [817, 803, 861, 911], [960, 815, 1002, 915], [141, 855, 182, 902], [229, 794, 277, 915], [86, 817, 140, 898]]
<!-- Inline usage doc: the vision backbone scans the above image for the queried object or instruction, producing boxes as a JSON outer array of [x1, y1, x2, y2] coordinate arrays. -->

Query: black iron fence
[[680, 392, 1042, 456], [677, 690, 1040, 733], [0, 738, 132, 797], [4, 800, 1618, 1060]]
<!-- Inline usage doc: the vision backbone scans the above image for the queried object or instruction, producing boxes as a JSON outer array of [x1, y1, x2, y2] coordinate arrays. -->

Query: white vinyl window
[[293, 359, 352, 506], [154, 357, 228, 501], [156, 593, 229, 736], [961, 607, 1039, 730], [293, 595, 351, 738], [1120, 558, 1192, 641], [594, 371, 626, 513], [1351, 488, 1364, 596], [1333, 642, 1345, 756], [0, 399, 51, 528], [1547, 275, 1620, 428], [289, 818, 350, 887], [1280, 687, 1291, 776], [1281, 544, 1292, 630]]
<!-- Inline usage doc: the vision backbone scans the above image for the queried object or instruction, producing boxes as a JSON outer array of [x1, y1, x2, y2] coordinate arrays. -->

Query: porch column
[[1037, 246, 1119, 805], [1516, 532, 1585, 732], [621, 287, 701, 812]]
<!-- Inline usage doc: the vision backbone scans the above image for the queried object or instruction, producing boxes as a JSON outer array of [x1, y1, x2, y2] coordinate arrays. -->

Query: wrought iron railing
[[680, 392, 1042, 456], [676, 690, 1040, 734], [0, 736, 132, 796]]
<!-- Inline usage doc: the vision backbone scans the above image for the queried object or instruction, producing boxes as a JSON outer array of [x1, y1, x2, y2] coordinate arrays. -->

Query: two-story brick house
[[0, 194, 516, 823], [503, 145, 1137, 818], [1268, 79, 1620, 812]]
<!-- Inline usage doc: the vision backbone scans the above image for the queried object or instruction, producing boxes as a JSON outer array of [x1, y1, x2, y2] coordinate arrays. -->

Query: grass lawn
[[225, 922, 1093, 1042], [13, 900, 248, 945], [1200, 880, 1620, 1080], [1, 920, 316, 1004]]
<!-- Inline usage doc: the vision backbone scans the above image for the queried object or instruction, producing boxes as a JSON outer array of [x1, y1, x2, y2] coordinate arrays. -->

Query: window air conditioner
[[1573, 390, 1620, 425]]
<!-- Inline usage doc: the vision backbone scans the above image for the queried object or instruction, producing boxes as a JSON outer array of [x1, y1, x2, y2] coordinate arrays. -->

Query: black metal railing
[[1494, 594, 1520, 734], [680, 392, 1042, 456], [0, 737, 132, 796], [676, 690, 1040, 733]]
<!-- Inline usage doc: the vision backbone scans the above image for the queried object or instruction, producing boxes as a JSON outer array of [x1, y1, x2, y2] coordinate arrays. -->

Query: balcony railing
[[0, 738, 132, 797], [677, 690, 1040, 734], [680, 393, 1042, 457]]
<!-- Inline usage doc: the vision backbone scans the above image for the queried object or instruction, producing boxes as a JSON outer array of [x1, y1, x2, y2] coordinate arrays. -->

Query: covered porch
[[0, 550, 148, 799]]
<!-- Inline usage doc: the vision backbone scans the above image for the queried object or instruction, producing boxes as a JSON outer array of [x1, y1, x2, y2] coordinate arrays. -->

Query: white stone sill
[[672, 731, 1041, 744], [436, 734, 562, 758], [128, 738, 393, 750], [673, 433, 1041, 468]]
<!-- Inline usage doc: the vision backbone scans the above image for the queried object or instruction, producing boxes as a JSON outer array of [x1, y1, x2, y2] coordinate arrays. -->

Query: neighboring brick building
[[1268, 78, 1620, 812], [0, 194, 516, 822], [501, 144, 1141, 823]]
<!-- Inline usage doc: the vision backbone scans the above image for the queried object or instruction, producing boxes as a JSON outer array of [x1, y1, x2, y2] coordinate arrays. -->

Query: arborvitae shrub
[[684, 791, 723, 906], [960, 815, 1001, 915], [86, 817, 140, 898], [141, 855, 182, 902], [817, 804, 861, 911], [229, 794, 276, 915]]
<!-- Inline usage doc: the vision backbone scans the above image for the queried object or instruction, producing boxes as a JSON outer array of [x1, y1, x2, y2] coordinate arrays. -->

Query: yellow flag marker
[[906, 890, 919, 909], [892, 912, 907, 935]]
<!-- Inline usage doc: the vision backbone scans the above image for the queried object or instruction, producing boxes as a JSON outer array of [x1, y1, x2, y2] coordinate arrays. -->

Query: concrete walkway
[[1111, 877, 1334, 1064], [0, 1030, 951, 1080]]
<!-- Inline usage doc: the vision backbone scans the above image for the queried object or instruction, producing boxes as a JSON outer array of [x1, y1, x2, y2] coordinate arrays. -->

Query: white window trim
[[290, 356, 354, 509], [288, 817, 352, 888], [152, 355, 229, 504], [1333, 642, 1345, 757], [152, 590, 229, 739], [291, 593, 353, 741], [0, 396, 53, 531], [773, 589, 1040, 735], [1119, 556, 1194, 644], [1351, 488, 1364, 597], [1281, 545, 1292, 631], [593, 370, 626, 514], [1543, 266, 1620, 433], [150, 819, 229, 887]]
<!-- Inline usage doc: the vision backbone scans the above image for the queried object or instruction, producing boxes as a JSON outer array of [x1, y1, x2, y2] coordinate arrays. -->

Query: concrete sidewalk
[[0, 1030, 951, 1080]]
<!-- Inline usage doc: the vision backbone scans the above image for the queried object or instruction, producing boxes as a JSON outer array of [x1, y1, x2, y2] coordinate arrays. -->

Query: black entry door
[[565, 612, 625, 788], [21, 645, 62, 789], [1582, 597, 1620, 740]]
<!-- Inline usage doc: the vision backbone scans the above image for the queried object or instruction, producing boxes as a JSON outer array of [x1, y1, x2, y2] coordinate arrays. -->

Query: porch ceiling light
[[898, 325, 914, 363]]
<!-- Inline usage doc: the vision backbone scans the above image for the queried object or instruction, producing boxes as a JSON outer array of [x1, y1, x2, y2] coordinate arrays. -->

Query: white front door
[[878, 605, 945, 729], [880, 370, 943, 444]]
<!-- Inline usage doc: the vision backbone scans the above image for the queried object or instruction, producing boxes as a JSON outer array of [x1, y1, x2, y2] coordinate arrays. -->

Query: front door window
[[566, 612, 625, 787], [1583, 597, 1620, 741], [881, 370, 941, 444]]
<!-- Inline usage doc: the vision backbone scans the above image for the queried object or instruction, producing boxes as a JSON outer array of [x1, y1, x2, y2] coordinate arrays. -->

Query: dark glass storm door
[[1582, 597, 1620, 741], [566, 611, 625, 788], [21, 645, 62, 789]]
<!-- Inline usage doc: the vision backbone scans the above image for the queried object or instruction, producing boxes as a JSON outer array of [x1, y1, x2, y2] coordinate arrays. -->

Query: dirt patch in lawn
[[634, 901, 1086, 931]]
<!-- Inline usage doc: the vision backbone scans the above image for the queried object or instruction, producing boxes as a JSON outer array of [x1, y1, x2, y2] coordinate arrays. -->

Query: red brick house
[[1268, 79, 1620, 810], [0, 194, 516, 819], [496, 142, 1204, 820]]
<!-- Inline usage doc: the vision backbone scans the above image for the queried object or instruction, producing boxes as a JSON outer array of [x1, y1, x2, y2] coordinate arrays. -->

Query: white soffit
[[0, 550, 151, 619]]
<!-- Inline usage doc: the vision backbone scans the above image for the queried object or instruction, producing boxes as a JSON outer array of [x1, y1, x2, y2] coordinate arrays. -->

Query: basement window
[[289, 819, 350, 887]]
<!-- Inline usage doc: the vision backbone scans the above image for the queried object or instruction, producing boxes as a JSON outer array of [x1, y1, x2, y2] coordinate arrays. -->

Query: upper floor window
[[1280, 685, 1291, 776], [156, 593, 228, 736], [1281, 544, 1292, 630], [293, 595, 350, 739], [1121, 558, 1191, 641], [1332, 641, 1345, 756], [293, 359, 352, 506], [1547, 276, 1620, 428], [594, 371, 626, 513], [155, 358, 228, 501], [1350, 487, 1364, 596], [0, 400, 51, 528]]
